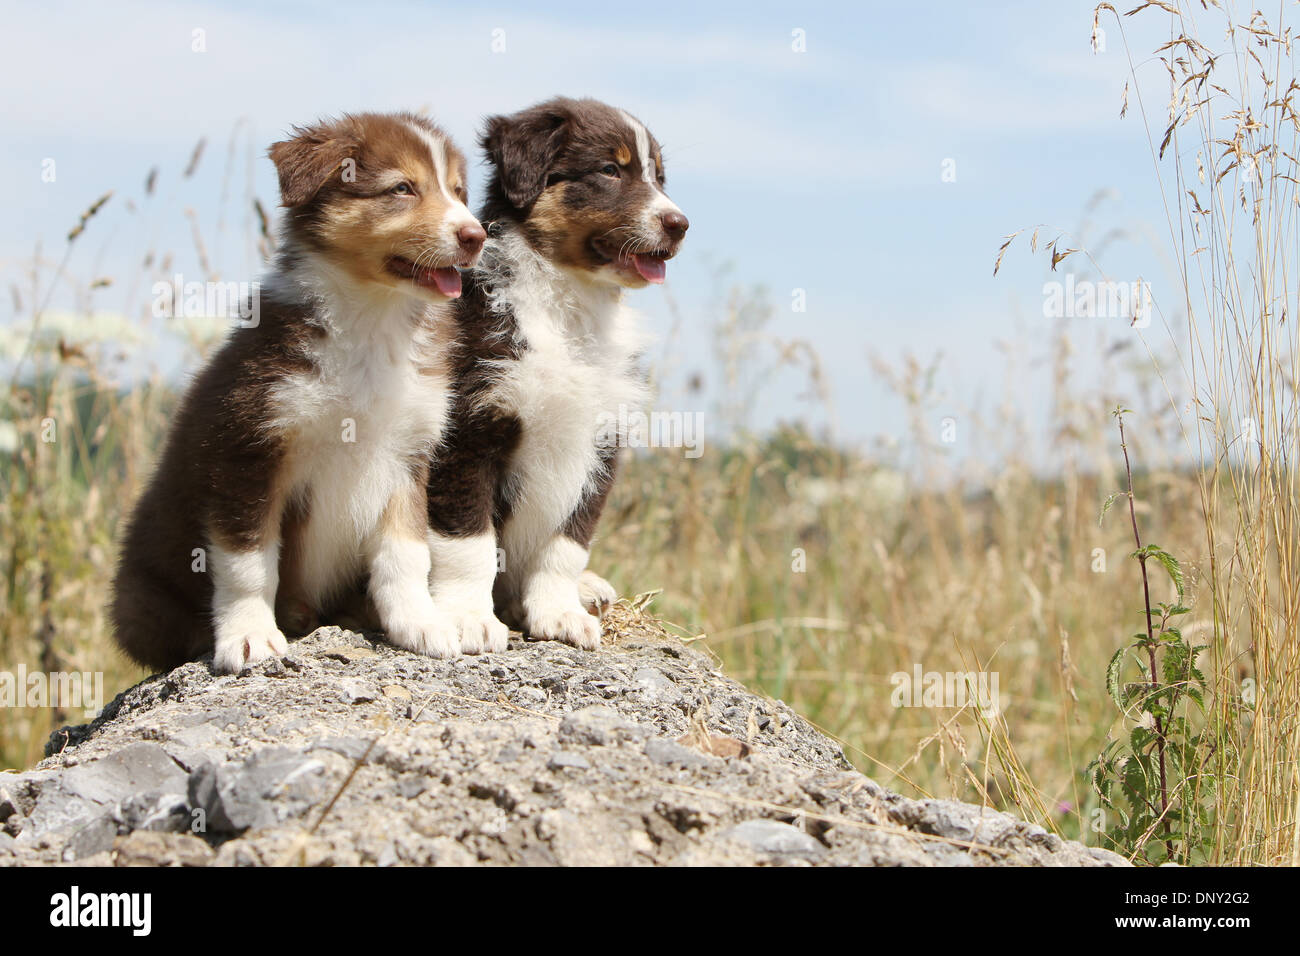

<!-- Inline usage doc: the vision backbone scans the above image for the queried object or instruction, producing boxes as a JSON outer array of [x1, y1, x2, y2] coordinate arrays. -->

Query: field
[[3, 4, 1300, 866]]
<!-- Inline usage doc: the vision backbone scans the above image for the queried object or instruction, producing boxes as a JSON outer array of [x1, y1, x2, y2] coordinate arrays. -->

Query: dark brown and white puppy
[[425, 97, 688, 652], [111, 112, 486, 674]]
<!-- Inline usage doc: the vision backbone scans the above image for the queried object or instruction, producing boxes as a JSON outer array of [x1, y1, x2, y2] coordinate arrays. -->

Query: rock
[[1090, 846, 1130, 865], [188, 748, 326, 833], [25, 784, 99, 838], [63, 812, 119, 861], [338, 679, 379, 704], [645, 737, 715, 770], [0, 785, 18, 824], [396, 777, 426, 799], [719, 819, 826, 858], [558, 706, 647, 747], [12, 743, 186, 843], [310, 736, 379, 762], [60, 742, 185, 804], [547, 751, 591, 771], [115, 791, 190, 833], [0, 607, 1126, 867], [113, 830, 215, 867], [632, 667, 677, 698]]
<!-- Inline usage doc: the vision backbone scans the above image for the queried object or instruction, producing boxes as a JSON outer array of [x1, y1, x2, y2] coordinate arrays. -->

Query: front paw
[[578, 570, 617, 618], [526, 606, 602, 651], [384, 615, 461, 660], [435, 606, 510, 655], [214, 626, 288, 674]]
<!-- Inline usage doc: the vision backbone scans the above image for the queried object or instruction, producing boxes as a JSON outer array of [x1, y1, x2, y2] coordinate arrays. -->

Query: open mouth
[[385, 256, 463, 298], [591, 239, 674, 284]]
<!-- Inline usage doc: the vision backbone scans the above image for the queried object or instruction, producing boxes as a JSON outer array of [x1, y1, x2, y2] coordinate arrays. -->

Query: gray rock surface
[[0, 606, 1127, 867]]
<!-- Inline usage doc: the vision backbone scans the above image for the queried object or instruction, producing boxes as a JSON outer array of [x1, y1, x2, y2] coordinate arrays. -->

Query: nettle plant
[[1089, 409, 1232, 865]]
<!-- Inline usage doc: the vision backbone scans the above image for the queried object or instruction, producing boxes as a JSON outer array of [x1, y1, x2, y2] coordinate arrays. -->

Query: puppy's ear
[[269, 119, 358, 208], [481, 103, 572, 211]]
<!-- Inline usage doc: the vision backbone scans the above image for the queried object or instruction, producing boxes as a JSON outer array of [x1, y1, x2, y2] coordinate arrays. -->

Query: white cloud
[[0, 1, 858, 183]]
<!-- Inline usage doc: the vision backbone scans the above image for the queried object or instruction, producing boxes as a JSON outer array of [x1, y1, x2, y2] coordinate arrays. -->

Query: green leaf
[[1106, 647, 1126, 710], [1130, 726, 1152, 753], [1100, 491, 1126, 527], [1141, 545, 1185, 601]]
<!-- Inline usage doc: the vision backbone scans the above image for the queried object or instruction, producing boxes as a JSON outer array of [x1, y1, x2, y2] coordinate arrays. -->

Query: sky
[[0, 0, 1198, 468]]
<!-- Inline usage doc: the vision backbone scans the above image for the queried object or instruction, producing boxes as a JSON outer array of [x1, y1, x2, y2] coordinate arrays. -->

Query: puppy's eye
[[391, 182, 415, 195], [599, 164, 620, 178]]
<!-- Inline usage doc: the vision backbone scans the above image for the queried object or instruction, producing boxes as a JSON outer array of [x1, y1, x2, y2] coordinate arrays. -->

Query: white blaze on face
[[405, 121, 479, 237], [619, 110, 657, 184], [617, 110, 683, 229]]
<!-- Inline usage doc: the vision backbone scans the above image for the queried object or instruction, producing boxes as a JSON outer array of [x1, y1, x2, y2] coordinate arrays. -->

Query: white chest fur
[[479, 237, 650, 563], [268, 269, 454, 603]]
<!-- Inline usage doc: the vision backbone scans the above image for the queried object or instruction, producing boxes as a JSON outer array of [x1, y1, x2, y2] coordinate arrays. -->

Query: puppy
[[111, 112, 486, 674], [425, 97, 688, 652]]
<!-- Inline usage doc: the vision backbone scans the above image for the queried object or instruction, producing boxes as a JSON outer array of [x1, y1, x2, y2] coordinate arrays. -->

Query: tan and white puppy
[[111, 112, 485, 674]]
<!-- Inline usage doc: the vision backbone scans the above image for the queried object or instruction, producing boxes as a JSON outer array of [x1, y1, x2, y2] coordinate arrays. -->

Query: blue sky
[[0, 0, 1184, 466]]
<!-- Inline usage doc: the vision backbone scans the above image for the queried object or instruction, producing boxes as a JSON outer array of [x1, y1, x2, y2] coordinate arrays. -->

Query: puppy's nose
[[457, 222, 487, 256], [660, 211, 689, 241]]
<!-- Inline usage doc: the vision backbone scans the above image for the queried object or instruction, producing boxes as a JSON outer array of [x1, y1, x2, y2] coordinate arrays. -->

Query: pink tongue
[[418, 266, 462, 298], [631, 253, 666, 283]]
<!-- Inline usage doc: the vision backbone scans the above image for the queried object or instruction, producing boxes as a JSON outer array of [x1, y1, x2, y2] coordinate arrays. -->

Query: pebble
[[645, 737, 715, 769], [718, 819, 826, 858], [547, 751, 591, 771], [339, 679, 379, 704], [558, 706, 646, 747]]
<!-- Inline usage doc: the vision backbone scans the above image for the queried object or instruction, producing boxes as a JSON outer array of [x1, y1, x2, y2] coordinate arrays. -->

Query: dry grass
[[3, 3, 1299, 866], [1086, 0, 1300, 866], [602, 344, 1207, 846]]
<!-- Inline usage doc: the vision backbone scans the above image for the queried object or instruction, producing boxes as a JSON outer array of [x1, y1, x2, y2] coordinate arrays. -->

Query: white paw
[[578, 570, 617, 618], [434, 606, 510, 655], [384, 614, 462, 660], [526, 606, 602, 651], [214, 626, 288, 674]]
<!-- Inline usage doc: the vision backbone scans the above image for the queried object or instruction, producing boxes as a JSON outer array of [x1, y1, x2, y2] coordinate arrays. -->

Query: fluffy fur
[[111, 112, 485, 673], [426, 97, 689, 651]]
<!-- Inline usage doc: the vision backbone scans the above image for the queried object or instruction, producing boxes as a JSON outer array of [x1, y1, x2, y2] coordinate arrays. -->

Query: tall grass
[[605, 334, 1204, 844], [3, 7, 1299, 864], [1, 353, 171, 768], [1080, 0, 1300, 866]]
